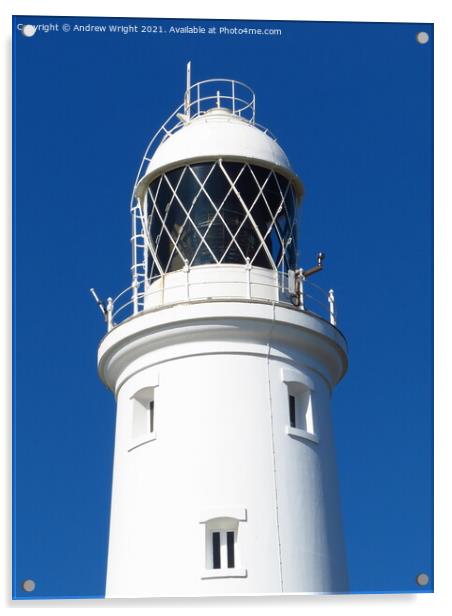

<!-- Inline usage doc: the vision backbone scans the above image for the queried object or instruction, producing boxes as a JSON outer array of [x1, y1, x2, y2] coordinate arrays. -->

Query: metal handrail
[[112, 283, 136, 305], [130, 79, 272, 197], [185, 78, 256, 121], [183, 95, 252, 119], [112, 277, 281, 320], [103, 269, 337, 332]]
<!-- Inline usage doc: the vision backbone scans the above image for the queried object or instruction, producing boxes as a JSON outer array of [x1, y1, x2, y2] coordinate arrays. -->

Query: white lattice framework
[[145, 160, 297, 278]]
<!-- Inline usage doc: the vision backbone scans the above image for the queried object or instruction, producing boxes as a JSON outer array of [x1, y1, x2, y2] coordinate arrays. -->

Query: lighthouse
[[94, 65, 348, 597]]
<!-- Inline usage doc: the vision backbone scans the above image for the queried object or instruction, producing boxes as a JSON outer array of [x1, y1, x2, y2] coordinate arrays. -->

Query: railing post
[[245, 258, 251, 299], [106, 297, 114, 332], [328, 289, 336, 326], [298, 270, 305, 311], [232, 81, 236, 114], [185, 60, 191, 119], [183, 259, 190, 301]]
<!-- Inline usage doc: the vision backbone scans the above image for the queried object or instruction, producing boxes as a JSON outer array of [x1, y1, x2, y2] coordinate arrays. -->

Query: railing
[[96, 269, 338, 333], [183, 78, 256, 123], [131, 78, 274, 196]]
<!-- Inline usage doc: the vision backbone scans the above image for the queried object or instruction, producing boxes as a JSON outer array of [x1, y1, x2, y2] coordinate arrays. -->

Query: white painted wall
[[99, 301, 348, 597], [143, 264, 288, 309]]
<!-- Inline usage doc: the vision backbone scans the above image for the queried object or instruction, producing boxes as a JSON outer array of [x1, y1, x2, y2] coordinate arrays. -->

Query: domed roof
[[135, 108, 303, 199]]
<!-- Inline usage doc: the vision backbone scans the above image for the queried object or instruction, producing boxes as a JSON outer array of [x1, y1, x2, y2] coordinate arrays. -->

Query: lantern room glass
[[146, 161, 297, 278]]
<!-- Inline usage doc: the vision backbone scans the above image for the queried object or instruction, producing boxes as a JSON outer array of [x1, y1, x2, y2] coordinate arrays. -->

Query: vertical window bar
[[149, 400, 154, 433], [226, 531, 235, 568], [289, 395, 296, 428], [212, 531, 221, 569]]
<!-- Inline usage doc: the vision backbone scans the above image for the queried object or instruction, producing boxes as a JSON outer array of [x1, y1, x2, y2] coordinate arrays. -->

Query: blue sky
[[13, 16, 433, 598]]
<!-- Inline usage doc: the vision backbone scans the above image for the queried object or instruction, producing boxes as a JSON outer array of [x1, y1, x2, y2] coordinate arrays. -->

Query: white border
[[286, 425, 319, 444], [2, 1, 449, 613], [281, 368, 315, 391], [199, 508, 247, 523]]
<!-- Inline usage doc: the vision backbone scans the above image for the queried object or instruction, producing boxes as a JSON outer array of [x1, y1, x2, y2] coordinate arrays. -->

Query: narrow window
[[289, 395, 296, 428], [202, 516, 245, 576], [149, 400, 155, 433], [129, 384, 158, 451], [226, 531, 235, 568], [212, 531, 221, 569]]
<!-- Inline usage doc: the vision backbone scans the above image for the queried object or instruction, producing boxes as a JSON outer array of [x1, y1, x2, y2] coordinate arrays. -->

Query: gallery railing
[[92, 269, 338, 333]]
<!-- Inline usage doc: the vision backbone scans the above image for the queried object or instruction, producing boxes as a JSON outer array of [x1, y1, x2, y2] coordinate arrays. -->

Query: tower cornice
[[98, 300, 348, 396]]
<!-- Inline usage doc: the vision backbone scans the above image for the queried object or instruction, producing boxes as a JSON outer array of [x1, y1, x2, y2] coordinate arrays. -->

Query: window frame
[[128, 378, 159, 452], [281, 368, 319, 444], [200, 510, 247, 580]]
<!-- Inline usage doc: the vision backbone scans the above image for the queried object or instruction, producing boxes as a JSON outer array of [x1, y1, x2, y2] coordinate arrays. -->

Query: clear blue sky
[[13, 16, 433, 599]]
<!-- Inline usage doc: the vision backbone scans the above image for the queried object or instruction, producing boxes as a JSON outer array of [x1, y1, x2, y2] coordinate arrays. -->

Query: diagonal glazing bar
[[150, 169, 189, 270], [273, 172, 297, 242], [247, 167, 292, 268], [162, 169, 219, 265], [269, 172, 294, 268], [164, 162, 219, 270], [147, 188, 172, 273], [187, 161, 249, 265], [138, 193, 165, 277], [218, 159, 276, 270], [218, 163, 273, 263], [145, 175, 166, 278], [272, 172, 297, 269]]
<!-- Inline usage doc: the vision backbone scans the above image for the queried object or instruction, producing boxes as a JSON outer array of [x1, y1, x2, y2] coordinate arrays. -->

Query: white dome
[[135, 108, 303, 199]]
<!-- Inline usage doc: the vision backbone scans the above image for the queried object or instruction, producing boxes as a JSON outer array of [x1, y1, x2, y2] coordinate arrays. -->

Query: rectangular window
[[149, 400, 155, 433], [131, 386, 156, 442], [226, 531, 235, 568], [289, 395, 296, 428], [212, 531, 221, 569], [129, 384, 158, 452], [204, 520, 243, 575]]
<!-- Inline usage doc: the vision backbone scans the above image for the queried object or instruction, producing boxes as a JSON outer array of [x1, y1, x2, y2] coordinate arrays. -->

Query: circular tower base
[[98, 300, 348, 597]]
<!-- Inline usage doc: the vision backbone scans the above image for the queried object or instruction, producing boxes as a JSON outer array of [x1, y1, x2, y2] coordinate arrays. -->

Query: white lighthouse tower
[[93, 66, 348, 597]]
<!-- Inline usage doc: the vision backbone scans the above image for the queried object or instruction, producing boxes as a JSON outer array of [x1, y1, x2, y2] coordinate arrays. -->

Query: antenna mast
[[184, 61, 191, 119]]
